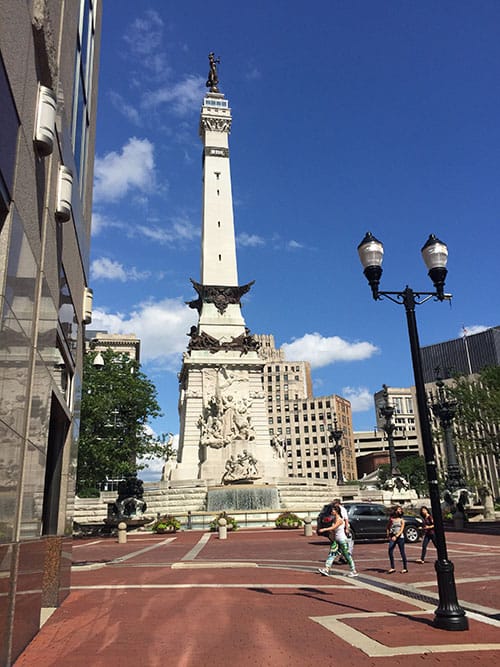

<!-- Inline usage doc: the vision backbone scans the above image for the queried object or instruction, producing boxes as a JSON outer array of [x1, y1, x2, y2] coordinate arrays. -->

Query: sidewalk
[[14, 528, 500, 666]]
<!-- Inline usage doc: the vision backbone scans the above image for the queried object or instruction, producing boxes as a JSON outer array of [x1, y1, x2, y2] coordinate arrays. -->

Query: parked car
[[316, 502, 423, 543]]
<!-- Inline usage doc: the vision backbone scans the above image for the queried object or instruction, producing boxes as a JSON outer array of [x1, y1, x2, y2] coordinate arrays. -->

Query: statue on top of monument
[[206, 52, 221, 92]]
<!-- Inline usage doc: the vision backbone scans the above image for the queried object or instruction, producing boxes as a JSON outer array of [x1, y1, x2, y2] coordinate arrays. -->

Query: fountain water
[[207, 485, 279, 511]]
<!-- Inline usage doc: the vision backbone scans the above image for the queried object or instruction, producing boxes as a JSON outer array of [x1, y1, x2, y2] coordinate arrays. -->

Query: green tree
[[448, 366, 500, 460], [77, 349, 164, 494], [398, 455, 427, 497], [376, 463, 391, 487], [376, 456, 427, 496]]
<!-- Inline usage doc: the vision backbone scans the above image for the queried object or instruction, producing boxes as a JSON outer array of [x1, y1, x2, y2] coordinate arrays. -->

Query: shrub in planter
[[275, 512, 303, 529], [209, 511, 238, 532], [151, 514, 181, 533]]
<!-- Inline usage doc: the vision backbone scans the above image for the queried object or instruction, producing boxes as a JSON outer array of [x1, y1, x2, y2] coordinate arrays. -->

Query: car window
[[350, 505, 388, 517], [371, 507, 387, 517]]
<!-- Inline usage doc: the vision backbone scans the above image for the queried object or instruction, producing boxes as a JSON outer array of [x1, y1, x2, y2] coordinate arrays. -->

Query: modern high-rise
[[0, 3, 101, 662], [256, 335, 357, 482], [420, 326, 500, 383], [420, 327, 499, 497]]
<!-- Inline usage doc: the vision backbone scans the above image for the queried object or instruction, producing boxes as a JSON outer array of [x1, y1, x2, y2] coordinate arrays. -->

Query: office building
[[256, 335, 357, 482], [0, 3, 101, 661], [420, 326, 500, 383]]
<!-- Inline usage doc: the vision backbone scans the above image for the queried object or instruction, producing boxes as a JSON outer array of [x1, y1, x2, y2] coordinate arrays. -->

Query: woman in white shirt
[[318, 506, 358, 577]]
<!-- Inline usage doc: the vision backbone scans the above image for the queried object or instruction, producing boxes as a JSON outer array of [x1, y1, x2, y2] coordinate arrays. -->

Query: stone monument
[[171, 56, 287, 497]]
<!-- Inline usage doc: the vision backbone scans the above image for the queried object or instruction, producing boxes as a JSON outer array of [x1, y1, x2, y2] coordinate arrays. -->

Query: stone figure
[[110, 476, 147, 520], [271, 436, 286, 458], [206, 52, 220, 92], [221, 450, 260, 484], [383, 476, 409, 492], [161, 434, 177, 481], [198, 368, 254, 448]]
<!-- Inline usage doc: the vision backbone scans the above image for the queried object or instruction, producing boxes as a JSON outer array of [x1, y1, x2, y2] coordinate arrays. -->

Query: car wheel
[[404, 526, 420, 543]]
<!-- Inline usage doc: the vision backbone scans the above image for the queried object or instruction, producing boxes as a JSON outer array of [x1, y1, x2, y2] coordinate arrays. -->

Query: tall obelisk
[[172, 55, 286, 485]]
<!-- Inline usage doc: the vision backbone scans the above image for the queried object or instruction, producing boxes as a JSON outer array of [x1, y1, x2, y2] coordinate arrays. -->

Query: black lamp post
[[328, 416, 344, 485], [430, 371, 466, 492], [379, 384, 400, 476], [358, 231, 468, 631]]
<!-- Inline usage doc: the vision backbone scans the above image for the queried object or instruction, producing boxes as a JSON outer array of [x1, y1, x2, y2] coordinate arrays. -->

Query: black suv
[[317, 502, 423, 543]]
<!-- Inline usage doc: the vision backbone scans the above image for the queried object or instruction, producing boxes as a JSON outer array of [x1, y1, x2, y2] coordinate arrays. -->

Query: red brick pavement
[[14, 528, 500, 666]]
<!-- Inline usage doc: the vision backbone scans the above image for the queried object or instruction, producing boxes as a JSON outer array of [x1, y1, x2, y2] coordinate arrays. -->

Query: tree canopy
[[448, 366, 500, 461], [76, 349, 164, 494], [377, 455, 428, 497]]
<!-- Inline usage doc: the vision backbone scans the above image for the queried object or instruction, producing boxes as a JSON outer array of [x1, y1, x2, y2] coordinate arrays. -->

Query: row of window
[[267, 365, 302, 372]]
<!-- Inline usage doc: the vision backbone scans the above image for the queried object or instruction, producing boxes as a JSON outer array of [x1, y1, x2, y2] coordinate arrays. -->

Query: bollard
[[218, 517, 227, 540], [187, 510, 192, 530], [118, 521, 127, 544], [303, 517, 313, 537]]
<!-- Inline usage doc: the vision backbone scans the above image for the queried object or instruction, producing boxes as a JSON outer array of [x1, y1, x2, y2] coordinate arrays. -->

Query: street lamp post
[[328, 416, 344, 485], [430, 372, 466, 492], [379, 384, 400, 476], [358, 231, 468, 631]]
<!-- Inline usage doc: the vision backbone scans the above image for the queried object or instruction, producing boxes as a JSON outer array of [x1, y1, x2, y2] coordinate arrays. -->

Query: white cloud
[[461, 324, 490, 337], [341, 386, 374, 413], [93, 137, 156, 203], [91, 298, 197, 369], [237, 232, 265, 247], [124, 9, 163, 52], [282, 332, 379, 369], [142, 75, 205, 115], [109, 91, 141, 125], [136, 218, 199, 245], [91, 258, 127, 281], [90, 257, 152, 282], [245, 66, 261, 81], [91, 211, 109, 236], [288, 239, 304, 249]]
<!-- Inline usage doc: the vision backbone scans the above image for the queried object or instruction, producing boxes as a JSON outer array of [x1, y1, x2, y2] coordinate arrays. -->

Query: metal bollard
[[118, 521, 127, 544], [303, 517, 313, 537], [218, 517, 227, 540], [187, 510, 192, 530]]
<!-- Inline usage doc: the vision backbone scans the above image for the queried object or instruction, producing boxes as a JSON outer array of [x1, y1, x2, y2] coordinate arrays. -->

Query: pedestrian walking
[[386, 505, 408, 573], [332, 498, 354, 563], [318, 506, 358, 577], [416, 506, 436, 563]]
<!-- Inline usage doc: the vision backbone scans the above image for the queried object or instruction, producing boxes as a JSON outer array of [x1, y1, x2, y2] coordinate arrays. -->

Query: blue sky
[[90, 2, 500, 477]]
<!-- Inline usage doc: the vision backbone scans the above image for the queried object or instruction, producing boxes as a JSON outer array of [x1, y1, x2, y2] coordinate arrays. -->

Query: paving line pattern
[[310, 610, 500, 657]]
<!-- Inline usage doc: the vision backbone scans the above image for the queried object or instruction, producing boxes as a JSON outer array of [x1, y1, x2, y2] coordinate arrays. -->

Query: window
[[72, 0, 97, 191], [0, 54, 19, 221]]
